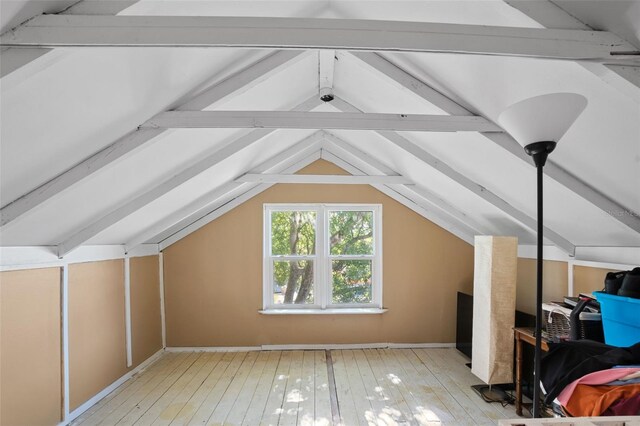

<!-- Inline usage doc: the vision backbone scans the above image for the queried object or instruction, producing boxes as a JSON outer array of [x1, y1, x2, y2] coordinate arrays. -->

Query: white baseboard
[[166, 346, 262, 352], [60, 349, 164, 425], [262, 343, 389, 350], [166, 342, 456, 352], [387, 342, 456, 349]]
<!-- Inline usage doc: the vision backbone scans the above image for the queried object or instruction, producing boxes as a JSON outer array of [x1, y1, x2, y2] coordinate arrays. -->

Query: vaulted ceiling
[[1, 0, 639, 259]]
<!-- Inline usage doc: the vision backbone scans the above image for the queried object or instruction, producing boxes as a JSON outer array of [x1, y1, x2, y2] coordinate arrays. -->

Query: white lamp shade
[[498, 93, 587, 147]]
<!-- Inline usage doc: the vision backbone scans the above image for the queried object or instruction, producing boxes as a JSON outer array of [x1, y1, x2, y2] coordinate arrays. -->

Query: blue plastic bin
[[593, 291, 640, 347]]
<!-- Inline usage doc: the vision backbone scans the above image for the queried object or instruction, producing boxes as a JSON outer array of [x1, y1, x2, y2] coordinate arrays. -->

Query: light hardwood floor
[[72, 348, 521, 426]]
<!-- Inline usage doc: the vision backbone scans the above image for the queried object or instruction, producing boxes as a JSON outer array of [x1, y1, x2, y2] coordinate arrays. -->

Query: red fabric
[[603, 394, 640, 415], [564, 383, 640, 416]]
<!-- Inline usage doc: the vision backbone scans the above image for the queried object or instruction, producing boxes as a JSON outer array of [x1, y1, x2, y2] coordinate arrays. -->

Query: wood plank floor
[[72, 348, 521, 426]]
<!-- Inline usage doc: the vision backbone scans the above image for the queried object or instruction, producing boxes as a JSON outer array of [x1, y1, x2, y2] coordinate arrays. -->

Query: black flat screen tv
[[456, 292, 474, 358]]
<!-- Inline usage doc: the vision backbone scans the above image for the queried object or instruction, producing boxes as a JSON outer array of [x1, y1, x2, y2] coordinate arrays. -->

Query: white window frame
[[263, 203, 382, 311]]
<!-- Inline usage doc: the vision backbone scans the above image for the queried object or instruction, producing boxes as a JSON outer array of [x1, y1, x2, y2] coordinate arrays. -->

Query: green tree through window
[[266, 205, 381, 309]]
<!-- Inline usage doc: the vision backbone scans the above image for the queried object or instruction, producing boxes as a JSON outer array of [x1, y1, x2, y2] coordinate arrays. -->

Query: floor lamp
[[498, 93, 587, 417]]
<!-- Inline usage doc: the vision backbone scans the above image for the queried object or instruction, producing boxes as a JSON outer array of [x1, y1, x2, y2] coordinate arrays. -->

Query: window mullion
[[264, 207, 271, 309], [317, 206, 326, 309], [325, 206, 330, 308], [374, 205, 382, 307]]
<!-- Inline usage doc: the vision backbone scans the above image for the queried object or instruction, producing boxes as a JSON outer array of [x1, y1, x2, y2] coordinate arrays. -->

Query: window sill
[[259, 308, 388, 315]]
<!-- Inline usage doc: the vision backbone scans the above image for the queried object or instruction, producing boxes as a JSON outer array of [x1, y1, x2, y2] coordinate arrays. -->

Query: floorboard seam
[[325, 350, 341, 426]]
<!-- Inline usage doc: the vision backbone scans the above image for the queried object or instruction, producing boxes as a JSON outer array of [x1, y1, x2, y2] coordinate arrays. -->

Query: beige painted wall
[[69, 259, 129, 411], [163, 160, 475, 346], [1, 257, 163, 422], [516, 258, 568, 315], [573, 265, 618, 296], [0, 268, 62, 426], [130, 255, 163, 367]]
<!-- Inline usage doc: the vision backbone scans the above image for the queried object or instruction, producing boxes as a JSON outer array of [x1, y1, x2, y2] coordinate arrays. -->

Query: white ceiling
[[1, 0, 639, 256]]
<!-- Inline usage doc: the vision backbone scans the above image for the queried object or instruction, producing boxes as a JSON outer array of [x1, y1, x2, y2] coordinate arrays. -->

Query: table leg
[[515, 335, 523, 416]]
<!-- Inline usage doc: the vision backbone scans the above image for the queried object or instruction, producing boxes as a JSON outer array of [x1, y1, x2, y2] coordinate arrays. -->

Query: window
[[263, 204, 382, 311]]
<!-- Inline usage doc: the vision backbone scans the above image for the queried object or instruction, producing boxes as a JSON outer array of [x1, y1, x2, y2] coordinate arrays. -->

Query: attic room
[[1, 0, 640, 425]]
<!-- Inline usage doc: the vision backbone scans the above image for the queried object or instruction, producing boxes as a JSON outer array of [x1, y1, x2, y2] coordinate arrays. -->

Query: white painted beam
[[350, 52, 471, 116], [126, 182, 245, 250], [236, 174, 412, 185], [177, 50, 307, 111], [124, 131, 324, 251], [56, 96, 322, 257], [383, 130, 575, 254], [1, 50, 306, 228], [148, 133, 324, 245], [322, 131, 489, 236], [159, 151, 323, 250], [62, 0, 140, 15], [351, 52, 640, 235], [143, 111, 501, 132], [318, 49, 335, 96], [604, 65, 640, 91], [504, 0, 640, 103], [0, 128, 165, 226], [319, 141, 480, 242], [0, 1, 138, 79], [149, 143, 320, 244], [0, 15, 632, 61], [0, 47, 51, 78], [332, 97, 576, 255], [319, 149, 475, 245]]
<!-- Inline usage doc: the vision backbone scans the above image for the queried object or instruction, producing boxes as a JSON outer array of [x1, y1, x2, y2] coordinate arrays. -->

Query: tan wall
[[1, 257, 163, 422], [130, 255, 163, 367], [69, 260, 129, 411], [163, 160, 475, 346], [573, 265, 619, 296], [1, 268, 62, 426], [516, 258, 568, 315]]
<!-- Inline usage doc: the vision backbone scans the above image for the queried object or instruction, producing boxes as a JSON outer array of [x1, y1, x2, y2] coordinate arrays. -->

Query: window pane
[[332, 260, 372, 304], [273, 260, 314, 305], [271, 211, 316, 256], [329, 211, 374, 255]]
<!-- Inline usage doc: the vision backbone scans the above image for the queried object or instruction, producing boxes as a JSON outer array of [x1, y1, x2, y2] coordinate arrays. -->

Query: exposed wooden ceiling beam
[[321, 131, 489, 236], [236, 174, 412, 185], [318, 49, 335, 99], [0, 50, 306, 229], [125, 130, 324, 251], [504, 0, 640, 102], [56, 96, 322, 257], [0, 47, 50, 78], [352, 51, 640, 235], [319, 148, 476, 245], [158, 150, 323, 250], [320, 133, 482, 242], [1, 1, 139, 78], [142, 111, 501, 132], [332, 96, 576, 255], [1, 15, 633, 61]]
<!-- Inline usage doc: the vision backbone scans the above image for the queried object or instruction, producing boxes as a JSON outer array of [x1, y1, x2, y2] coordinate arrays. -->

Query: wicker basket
[[542, 303, 571, 341]]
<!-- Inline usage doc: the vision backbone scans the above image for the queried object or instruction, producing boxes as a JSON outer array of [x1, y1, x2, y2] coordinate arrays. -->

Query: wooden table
[[514, 327, 550, 416]]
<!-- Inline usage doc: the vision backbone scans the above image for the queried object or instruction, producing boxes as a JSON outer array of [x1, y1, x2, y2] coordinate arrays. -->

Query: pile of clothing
[[541, 340, 640, 416]]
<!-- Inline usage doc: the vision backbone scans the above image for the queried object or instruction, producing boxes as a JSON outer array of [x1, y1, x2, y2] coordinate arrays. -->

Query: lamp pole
[[498, 92, 587, 419], [524, 141, 556, 418]]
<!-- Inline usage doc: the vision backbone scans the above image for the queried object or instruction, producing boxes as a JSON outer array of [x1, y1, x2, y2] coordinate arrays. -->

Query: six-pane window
[[264, 204, 382, 310]]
